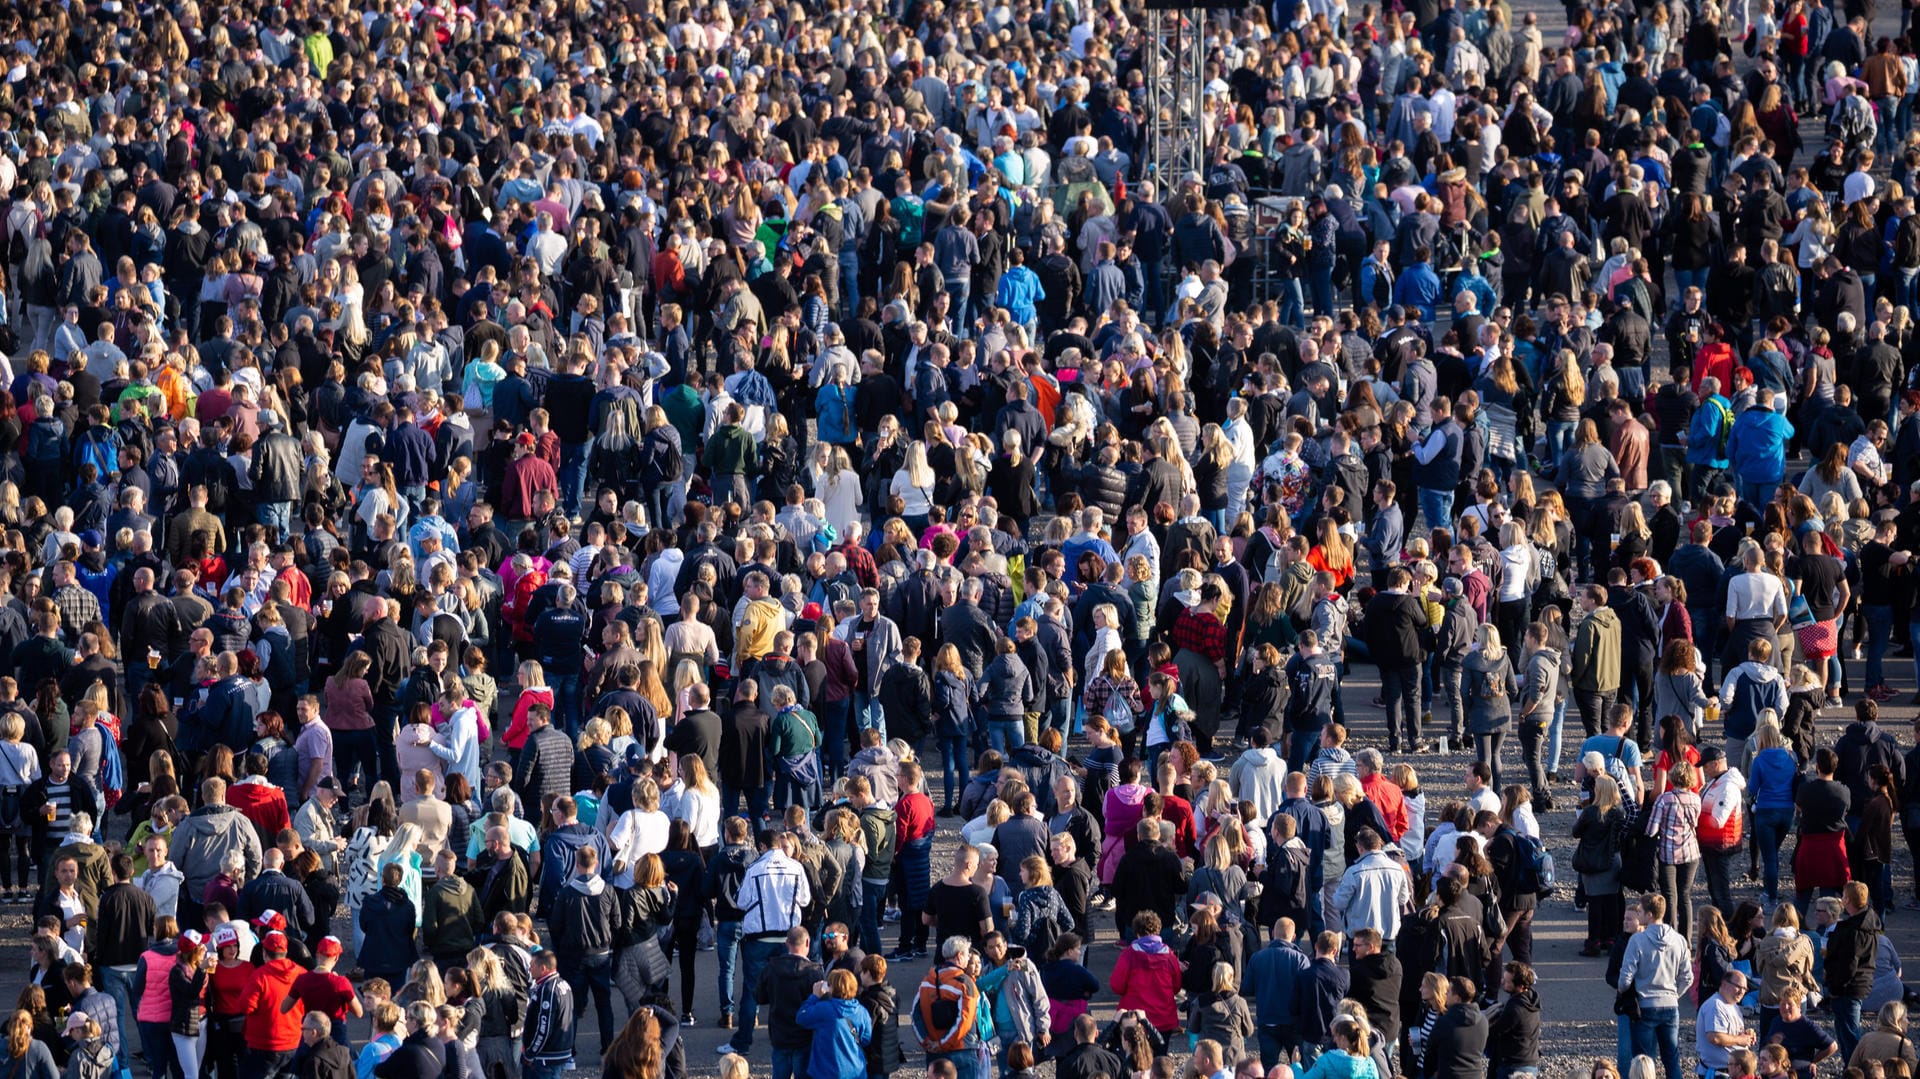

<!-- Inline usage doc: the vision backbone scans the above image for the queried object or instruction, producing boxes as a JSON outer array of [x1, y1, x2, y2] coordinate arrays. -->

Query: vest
[[136, 948, 176, 1023]]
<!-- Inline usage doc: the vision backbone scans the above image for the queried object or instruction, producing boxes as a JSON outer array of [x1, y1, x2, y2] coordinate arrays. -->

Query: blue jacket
[[995, 266, 1044, 324], [815, 382, 857, 445], [1748, 746, 1799, 811], [1728, 405, 1793, 484], [1293, 956, 1350, 1045], [796, 996, 872, 1079], [386, 423, 436, 488], [1392, 262, 1442, 320], [1247, 937, 1312, 1027]]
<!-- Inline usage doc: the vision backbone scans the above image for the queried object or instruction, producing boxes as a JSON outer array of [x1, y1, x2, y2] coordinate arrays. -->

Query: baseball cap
[[177, 929, 203, 950], [78, 530, 102, 548], [316, 936, 344, 958], [1698, 745, 1727, 764], [314, 777, 341, 793], [515, 432, 536, 448], [212, 925, 240, 948], [263, 930, 288, 953], [63, 1012, 89, 1034], [623, 744, 647, 770], [253, 910, 286, 931]]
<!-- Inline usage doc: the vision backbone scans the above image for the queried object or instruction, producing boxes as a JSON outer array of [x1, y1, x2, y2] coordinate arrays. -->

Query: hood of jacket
[[1583, 606, 1620, 633], [851, 746, 898, 771], [1732, 660, 1782, 685], [1239, 746, 1282, 769], [567, 873, 606, 896]]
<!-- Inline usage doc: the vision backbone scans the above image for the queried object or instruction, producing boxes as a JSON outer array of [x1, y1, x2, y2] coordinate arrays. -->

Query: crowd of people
[[4, 0, 1920, 1077]]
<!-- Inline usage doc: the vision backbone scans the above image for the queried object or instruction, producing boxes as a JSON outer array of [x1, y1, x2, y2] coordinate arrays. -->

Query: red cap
[[316, 936, 344, 958], [263, 931, 288, 952], [515, 432, 536, 447]]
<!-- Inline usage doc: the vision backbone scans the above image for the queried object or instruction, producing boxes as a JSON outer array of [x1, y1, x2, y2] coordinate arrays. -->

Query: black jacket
[[371, 1032, 444, 1079], [1350, 950, 1404, 1044], [858, 982, 905, 1076], [1056, 1041, 1128, 1079], [755, 950, 826, 1050], [1428, 1000, 1490, 1079], [514, 725, 573, 809], [877, 662, 931, 744], [1364, 592, 1430, 669], [552, 873, 622, 959], [661, 709, 721, 781], [358, 884, 420, 976], [1826, 907, 1882, 999], [249, 431, 303, 502], [1486, 986, 1541, 1067], [296, 1038, 352, 1079], [93, 881, 156, 967]]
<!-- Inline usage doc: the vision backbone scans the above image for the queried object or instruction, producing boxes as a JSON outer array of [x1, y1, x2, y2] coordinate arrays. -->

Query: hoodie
[[1571, 606, 1622, 692], [1487, 986, 1541, 1067], [1618, 921, 1695, 1008], [552, 872, 620, 958], [847, 745, 901, 809], [1718, 661, 1786, 741], [796, 994, 874, 1078], [1230, 746, 1287, 827]]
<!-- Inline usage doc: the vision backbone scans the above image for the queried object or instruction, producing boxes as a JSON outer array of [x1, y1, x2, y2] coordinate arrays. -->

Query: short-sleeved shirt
[[288, 970, 356, 1022], [1793, 554, 1846, 621], [294, 722, 334, 788], [1695, 992, 1747, 1070], [926, 880, 992, 948], [1581, 734, 1643, 771]]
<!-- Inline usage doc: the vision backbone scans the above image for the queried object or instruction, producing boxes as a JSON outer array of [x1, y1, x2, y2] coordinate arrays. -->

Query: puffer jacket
[[552, 873, 621, 958], [859, 982, 906, 1076], [132, 942, 179, 1023], [169, 960, 208, 1036], [1192, 989, 1255, 1062], [976, 651, 1034, 719], [1075, 462, 1129, 521]]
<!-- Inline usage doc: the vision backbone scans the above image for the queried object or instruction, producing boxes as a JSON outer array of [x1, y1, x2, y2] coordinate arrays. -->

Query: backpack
[[1504, 826, 1555, 896], [96, 726, 125, 812], [1708, 397, 1735, 459], [916, 965, 980, 1054]]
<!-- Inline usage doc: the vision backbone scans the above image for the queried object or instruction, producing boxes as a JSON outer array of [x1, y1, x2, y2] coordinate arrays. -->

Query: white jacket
[[1333, 850, 1412, 939]]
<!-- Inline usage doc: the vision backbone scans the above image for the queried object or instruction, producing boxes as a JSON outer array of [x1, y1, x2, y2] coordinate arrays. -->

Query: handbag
[[1788, 582, 1816, 628], [1615, 983, 1643, 1021]]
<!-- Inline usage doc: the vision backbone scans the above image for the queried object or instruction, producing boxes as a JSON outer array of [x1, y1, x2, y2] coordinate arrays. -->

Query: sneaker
[[682, 1011, 696, 1027], [1826, 695, 1844, 709], [715, 1043, 743, 1056], [886, 949, 918, 962], [1852, 644, 1865, 660], [883, 908, 902, 922], [719, 1009, 733, 1030]]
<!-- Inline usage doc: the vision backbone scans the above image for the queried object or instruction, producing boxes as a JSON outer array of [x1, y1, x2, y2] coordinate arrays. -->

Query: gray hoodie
[[1618, 921, 1694, 1008], [848, 746, 901, 809], [1520, 647, 1561, 724]]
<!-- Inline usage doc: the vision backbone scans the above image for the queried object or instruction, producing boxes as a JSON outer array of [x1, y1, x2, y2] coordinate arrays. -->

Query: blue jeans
[[986, 717, 1025, 756], [255, 500, 292, 542], [1418, 487, 1455, 532], [722, 782, 769, 825], [549, 671, 582, 736], [1900, 267, 1920, 315], [714, 920, 743, 1017], [1910, 619, 1920, 688], [731, 938, 783, 1050], [1308, 261, 1336, 315], [101, 965, 135, 1059], [939, 735, 968, 807], [1739, 480, 1776, 512], [1672, 268, 1707, 300], [1753, 807, 1795, 900], [773, 1047, 808, 1079], [525, 1062, 570, 1079], [1547, 420, 1577, 463], [858, 878, 888, 955], [1288, 729, 1321, 773], [1631, 1006, 1681, 1079], [560, 953, 615, 1052], [934, 1050, 985, 1079], [1257, 1026, 1297, 1071], [818, 697, 852, 781], [1866, 606, 1893, 688], [559, 441, 588, 519], [1548, 696, 1568, 776], [1836, 996, 1866, 1063], [1277, 278, 1305, 328], [1044, 697, 1072, 738], [946, 284, 971, 338], [139, 1020, 178, 1079], [839, 254, 861, 319], [850, 690, 882, 733]]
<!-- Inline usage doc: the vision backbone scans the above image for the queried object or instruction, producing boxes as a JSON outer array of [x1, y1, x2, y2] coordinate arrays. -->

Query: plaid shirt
[[1645, 788, 1702, 865], [1170, 609, 1228, 666], [837, 541, 878, 589], [53, 584, 100, 640]]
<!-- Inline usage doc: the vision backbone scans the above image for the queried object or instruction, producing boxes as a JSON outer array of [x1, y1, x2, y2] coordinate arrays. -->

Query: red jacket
[[1360, 773, 1410, 841], [227, 778, 290, 843], [1110, 939, 1183, 1029], [896, 791, 936, 844]]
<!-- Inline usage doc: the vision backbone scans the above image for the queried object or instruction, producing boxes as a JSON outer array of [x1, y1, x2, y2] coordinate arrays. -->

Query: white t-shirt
[[1695, 991, 1747, 1070]]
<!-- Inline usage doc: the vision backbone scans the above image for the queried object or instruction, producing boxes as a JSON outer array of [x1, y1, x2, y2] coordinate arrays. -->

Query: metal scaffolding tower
[[1142, 6, 1209, 191]]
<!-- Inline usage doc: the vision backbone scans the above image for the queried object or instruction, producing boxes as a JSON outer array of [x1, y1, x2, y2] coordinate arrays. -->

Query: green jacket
[[1571, 606, 1622, 693], [703, 423, 758, 476], [769, 705, 819, 757], [858, 806, 896, 883], [421, 874, 483, 959]]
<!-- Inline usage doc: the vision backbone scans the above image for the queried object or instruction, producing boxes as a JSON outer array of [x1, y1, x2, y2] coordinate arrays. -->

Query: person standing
[[1364, 566, 1432, 753], [1697, 747, 1746, 918], [1570, 586, 1623, 742], [1827, 881, 1883, 1064], [716, 831, 811, 1058], [1617, 893, 1694, 1079], [521, 950, 575, 1079], [1695, 968, 1757, 1079], [758, 926, 829, 1079]]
